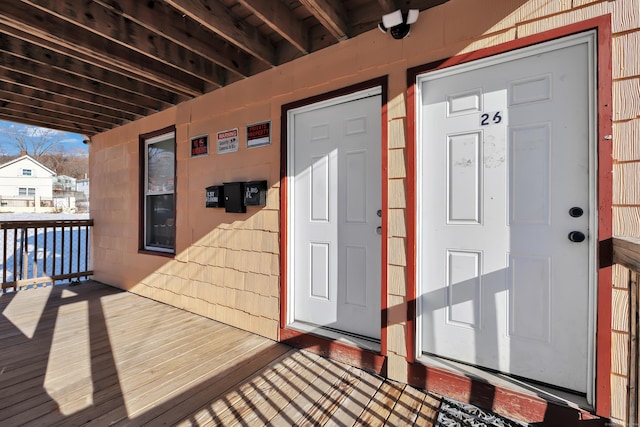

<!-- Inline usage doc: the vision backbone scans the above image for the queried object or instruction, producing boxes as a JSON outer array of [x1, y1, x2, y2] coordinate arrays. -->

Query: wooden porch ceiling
[[0, 0, 448, 137]]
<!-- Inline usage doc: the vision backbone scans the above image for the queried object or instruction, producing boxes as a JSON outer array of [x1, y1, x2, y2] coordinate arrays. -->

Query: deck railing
[[612, 236, 640, 425], [0, 219, 93, 292]]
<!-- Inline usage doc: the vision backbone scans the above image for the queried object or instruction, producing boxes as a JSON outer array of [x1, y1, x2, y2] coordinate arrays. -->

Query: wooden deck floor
[[0, 281, 443, 426]]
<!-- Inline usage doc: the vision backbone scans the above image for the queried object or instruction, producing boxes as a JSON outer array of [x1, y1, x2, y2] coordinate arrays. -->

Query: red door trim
[[279, 76, 390, 373], [406, 15, 613, 420]]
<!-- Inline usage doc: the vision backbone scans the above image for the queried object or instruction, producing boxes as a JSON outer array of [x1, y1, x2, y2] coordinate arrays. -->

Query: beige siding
[[90, 0, 639, 422], [610, 0, 640, 423]]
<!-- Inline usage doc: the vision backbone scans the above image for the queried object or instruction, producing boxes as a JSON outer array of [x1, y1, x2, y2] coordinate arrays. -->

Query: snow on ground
[[0, 212, 90, 221]]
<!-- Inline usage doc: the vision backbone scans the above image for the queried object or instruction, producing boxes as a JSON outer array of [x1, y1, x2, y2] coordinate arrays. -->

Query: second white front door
[[417, 33, 595, 393], [288, 88, 382, 340]]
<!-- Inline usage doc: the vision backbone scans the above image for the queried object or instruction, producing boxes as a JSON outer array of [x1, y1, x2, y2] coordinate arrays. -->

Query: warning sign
[[216, 128, 239, 154]]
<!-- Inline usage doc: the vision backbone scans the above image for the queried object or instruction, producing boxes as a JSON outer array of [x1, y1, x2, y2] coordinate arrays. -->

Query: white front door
[[417, 34, 595, 393], [288, 88, 382, 340]]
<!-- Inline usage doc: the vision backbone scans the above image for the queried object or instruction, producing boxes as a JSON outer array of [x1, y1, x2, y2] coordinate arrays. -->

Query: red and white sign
[[246, 121, 271, 148], [216, 128, 238, 154]]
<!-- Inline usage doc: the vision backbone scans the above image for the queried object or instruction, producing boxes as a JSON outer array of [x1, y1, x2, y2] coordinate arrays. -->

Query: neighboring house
[[76, 178, 89, 200], [52, 175, 77, 195], [75, 178, 90, 213], [51, 175, 79, 211], [61, 1, 640, 425], [0, 154, 55, 200]]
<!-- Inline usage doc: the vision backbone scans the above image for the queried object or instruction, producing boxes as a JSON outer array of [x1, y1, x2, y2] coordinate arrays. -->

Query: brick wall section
[[89, 0, 639, 421]]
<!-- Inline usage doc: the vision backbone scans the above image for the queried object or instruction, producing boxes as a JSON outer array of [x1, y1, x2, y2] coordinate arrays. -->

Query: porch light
[[378, 9, 419, 39]]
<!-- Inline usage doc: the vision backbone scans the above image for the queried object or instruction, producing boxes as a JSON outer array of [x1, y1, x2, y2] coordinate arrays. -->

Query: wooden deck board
[[354, 380, 405, 426], [385, 380, 430, 426], [0, 313, 216, 408], [304, 366, 366, 425], [146, 347, 299, 427], [279, 357, 359, 426], [204, 350, 322, 426], [0, 281, 446, 426], [223, 351, 330, 426], [323, 369, 384, 427]]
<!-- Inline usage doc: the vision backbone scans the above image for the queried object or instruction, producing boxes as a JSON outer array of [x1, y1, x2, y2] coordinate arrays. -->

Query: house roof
[[0, 1, 448, 137], [0, 155, 56, 176]]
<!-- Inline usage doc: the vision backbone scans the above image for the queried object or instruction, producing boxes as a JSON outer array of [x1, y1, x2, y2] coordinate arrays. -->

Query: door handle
[[568, 231, 586, 243], [569, 207, 584, 218], [376, 226, 382, 235]]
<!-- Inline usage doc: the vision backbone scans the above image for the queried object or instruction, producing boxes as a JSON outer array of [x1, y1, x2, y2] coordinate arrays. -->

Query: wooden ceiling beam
[[238, 0, 309, 54], [0, 2, 204, 97], [0, 33, 184, 106], [0, 55, 167, 113], [298, 0, 349, 40], [0, 111, 105, 135], [0, 98, 116, 130], [0, 86, 133, 125], [0, 22, 192, 103], [95, 0, 253, 79], [0, 68, 153, 117], [164, 0, 277, 66], [0, 91, 122, 127], [21, 0, 224, 88]]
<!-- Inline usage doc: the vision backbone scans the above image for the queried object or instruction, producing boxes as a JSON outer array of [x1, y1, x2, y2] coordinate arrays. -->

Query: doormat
[[436, 397, 530, 427]]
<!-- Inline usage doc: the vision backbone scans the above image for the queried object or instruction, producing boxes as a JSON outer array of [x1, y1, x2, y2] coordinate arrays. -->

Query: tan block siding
[[613, 31, 640, 80], [89, 1, 638, 419], [612, 287, 630, 333], [610, 0, 640, 421], [611, 373, 628, 421], [612, 332, 629, 377], [614, 120, 640, 162], [92, 107, 282, 339], [611, 264, 634, 425], [613, 162, 640, 206]]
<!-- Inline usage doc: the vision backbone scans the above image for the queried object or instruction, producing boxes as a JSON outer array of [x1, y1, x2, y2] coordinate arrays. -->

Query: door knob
[[568, 231, 586, 242], [376, 226, 382, 235], [569, 207, 584, 218]]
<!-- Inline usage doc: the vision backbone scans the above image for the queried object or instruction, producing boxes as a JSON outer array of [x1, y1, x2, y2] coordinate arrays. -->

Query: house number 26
[[480, 111, 503, 126]]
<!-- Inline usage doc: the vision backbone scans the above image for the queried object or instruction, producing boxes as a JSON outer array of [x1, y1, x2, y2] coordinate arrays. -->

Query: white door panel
[[418, 35, 594, 392], [289, 92, 382, 340]]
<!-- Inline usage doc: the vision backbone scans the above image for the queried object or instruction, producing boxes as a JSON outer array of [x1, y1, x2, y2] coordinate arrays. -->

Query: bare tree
[[41, 149, 89, 179], [9, 126, 65, 159]]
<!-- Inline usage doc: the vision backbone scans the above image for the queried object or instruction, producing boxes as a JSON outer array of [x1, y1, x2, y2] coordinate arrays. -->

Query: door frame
[[406, 16, 613, 420], [279, 77, 389, 373]]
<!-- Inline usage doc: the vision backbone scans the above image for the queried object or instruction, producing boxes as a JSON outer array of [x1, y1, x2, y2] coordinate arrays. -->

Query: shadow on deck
[[0, 281, 527, 426]]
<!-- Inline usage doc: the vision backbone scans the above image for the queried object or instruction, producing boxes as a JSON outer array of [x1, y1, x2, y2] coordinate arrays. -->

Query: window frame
[[139, 126, 177, 256], [22, 168, 32, 176]]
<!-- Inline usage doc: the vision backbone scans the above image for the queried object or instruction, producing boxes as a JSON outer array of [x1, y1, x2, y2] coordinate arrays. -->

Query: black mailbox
[[223, 182, 246, 213], [205, 185, 224, 208], [243, 180, 267, 206]]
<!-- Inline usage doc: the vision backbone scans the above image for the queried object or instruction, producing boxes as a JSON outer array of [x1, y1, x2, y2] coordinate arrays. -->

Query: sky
[[0, 120, 88, 155]]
